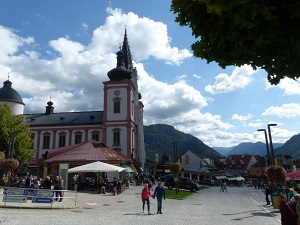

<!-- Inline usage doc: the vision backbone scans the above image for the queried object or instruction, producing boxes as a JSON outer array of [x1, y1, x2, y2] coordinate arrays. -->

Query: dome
[[107, 50, 132, 81], [0, 80, 24, 105]]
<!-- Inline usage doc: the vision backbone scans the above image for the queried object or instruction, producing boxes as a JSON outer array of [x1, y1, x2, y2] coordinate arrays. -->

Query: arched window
[[113, 128, 121, 146], [91, 130, 100, 141], [113, 97, 121, 114], [74, 131, 83, 144], [42, 132, 51, 149], [58, 131, 67, 147]]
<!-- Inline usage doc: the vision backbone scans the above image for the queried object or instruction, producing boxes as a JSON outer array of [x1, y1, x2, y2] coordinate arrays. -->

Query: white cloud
[[262, 103, 300, 118], [81, 23, 89, 30], [205, 65, 257, 94], [231, 113, 253, 121], [248, 122, 264, 128], [193, 74, 201, 80], [278, 79, 300, 95], [0, 8, 298, 148]]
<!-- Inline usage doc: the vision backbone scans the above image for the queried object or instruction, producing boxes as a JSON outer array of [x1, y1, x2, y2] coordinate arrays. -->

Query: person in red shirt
[[141, 183, 153, 214], [279, 195, 297, 225]]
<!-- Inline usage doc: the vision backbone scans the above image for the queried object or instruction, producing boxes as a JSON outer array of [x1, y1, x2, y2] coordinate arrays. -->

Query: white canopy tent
[[68, 161, 126, 185], [68, 161, 125, 173]]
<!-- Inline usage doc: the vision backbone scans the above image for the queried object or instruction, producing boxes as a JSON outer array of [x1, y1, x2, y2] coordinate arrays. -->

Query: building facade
[[0, 30, 146, 169]]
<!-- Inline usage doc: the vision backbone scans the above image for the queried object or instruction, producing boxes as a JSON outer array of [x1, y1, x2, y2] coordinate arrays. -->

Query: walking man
[[264, 183, 270, 205], [153, 182, 166, 214]]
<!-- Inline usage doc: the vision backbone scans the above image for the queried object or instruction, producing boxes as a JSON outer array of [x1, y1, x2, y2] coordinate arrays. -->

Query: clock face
[[114, 90, 120, 96]]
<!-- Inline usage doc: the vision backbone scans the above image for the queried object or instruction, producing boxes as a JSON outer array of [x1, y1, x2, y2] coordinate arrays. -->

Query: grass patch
[[165, 189, 193, 200], [199, 185, 209, 190]]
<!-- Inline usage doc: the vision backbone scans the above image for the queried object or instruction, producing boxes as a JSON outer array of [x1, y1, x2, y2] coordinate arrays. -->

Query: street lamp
[[171, 141, 180, 163], [9, 130, 20, 158], [268, 123, 277, 165], [257, 129, 271, 166]]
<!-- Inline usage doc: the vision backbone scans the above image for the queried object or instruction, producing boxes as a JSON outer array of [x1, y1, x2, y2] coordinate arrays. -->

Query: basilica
[[0, 30, 146, 174]]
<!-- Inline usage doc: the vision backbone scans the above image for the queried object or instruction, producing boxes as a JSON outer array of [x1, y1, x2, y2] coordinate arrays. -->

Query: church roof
[[107, 29, 134, 81], [24, 111, 103, 126], [42, 140, 132, 163], [0, 80, 24, 105]]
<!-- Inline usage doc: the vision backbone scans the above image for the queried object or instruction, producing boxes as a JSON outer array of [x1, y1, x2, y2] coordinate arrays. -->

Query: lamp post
[[268, 123, 277, 165], [171, 141, 180, 163], [9, 130, 20, 158], [257, 129, 271, 166]]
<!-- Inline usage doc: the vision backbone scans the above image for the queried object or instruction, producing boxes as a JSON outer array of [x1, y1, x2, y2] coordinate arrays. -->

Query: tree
[[170, 162, 182, 194], [0, 103, 34, 164], [171, 0, 300, 84]]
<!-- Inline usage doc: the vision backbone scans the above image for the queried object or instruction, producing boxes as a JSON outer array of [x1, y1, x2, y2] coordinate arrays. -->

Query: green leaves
[[170, 162, 182, 175], [0, 103, 34, 164], [171, 0, 300, 84]]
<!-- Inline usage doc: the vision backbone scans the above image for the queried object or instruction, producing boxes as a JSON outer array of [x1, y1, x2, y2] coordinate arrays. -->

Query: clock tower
[[102, 30, 145, 169]]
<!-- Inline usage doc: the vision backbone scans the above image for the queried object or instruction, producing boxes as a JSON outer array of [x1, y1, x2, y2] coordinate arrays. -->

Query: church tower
[[102, 29, 146, 169]]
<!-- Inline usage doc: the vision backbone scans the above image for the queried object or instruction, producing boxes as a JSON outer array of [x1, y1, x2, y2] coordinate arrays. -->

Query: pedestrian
[[43, 176, 52, 189], [141, 183, 153, 214], [223, 181, 227, 192], [53, 176, 63, 202], [153, 182, 166, 214], [219, 181, 224, 192], [288, 188, 296, 202], [98, 178, 106, 194], [279, 195, 297, 225], [264, 184, 271, 205], [290, 194, 299, 221], [25, 174, 33, 188], [113, 177, 118, 195]]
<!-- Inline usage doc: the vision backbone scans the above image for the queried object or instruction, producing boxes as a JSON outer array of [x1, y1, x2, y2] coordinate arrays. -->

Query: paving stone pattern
[[0, 185, 281, 225]]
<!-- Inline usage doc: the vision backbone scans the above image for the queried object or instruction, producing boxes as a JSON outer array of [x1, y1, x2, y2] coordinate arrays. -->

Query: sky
[[0, 0, 299, 148]]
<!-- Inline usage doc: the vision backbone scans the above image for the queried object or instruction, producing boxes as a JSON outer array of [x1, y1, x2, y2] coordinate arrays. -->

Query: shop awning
[[121, 164, 135, 173], [215, 175, 227, 180]]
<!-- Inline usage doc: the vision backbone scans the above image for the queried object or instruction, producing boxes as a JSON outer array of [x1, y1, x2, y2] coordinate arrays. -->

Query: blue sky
[[0, 0, 299, 148]]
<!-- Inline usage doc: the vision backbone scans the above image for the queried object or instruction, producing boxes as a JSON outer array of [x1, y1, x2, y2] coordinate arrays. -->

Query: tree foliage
[[171, 0, 300, 84], [170, 162, 182, 176], [0, 103, 34, 164]]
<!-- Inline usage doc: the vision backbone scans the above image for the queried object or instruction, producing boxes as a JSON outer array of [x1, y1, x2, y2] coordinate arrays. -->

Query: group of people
[[24, 173, 64, 202], [141, 182, 166, 215], [278, 188, 300, 225]]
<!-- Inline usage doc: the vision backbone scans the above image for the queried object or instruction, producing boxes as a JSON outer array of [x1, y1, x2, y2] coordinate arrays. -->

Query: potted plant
[[265, 165, 286, 209]]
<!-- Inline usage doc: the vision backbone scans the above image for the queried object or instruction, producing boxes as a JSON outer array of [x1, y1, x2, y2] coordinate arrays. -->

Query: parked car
[[199, 179, 215, 186], [164, 176, 200, 192], [160, 174, 174, 182]]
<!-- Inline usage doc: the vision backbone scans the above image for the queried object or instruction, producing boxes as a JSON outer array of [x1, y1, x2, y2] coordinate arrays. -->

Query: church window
[[75, 131, 82, 144], [113, 128, 121, 146], [92, 130, 100, 141], [113, 97, 121, 113], [58, 132, 66, 148], [42, 132, 51, 149]]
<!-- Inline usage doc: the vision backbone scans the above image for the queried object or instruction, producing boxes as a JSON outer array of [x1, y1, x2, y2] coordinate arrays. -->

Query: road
[[0, 185, 281, 225]]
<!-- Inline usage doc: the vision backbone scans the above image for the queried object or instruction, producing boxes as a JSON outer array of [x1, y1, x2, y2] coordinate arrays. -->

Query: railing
[[0, 186, 78, 208]]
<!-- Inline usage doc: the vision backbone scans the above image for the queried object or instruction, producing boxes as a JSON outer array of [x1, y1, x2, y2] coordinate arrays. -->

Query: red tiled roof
[[223, 155, 253, 169], [43, 140, 132, 163]]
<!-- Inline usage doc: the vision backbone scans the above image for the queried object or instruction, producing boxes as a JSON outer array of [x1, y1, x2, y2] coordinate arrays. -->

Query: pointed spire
[[122, 28, 133, 70]]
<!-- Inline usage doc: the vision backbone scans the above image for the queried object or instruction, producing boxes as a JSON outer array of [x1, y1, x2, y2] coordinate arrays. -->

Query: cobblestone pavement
[[0, 185, 281, 225]]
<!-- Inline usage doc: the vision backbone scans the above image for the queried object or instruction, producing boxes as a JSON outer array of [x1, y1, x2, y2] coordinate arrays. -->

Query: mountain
[[275, 133, 300, 159], [144, 124, 223, 162], [213, 147, 234, 156], [226, 142, 284, 156]]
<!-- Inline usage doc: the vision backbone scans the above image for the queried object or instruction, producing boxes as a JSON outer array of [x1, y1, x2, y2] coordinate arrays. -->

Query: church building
[[0, 30, 146, 170]]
